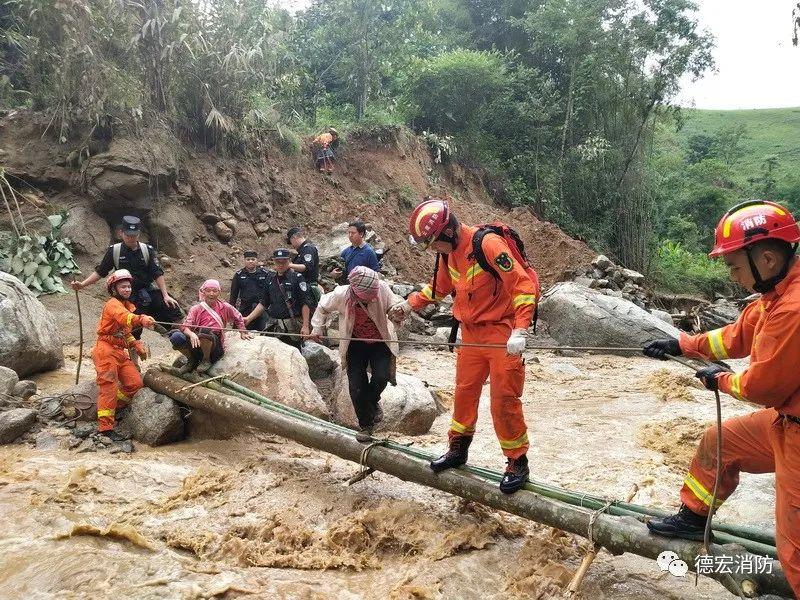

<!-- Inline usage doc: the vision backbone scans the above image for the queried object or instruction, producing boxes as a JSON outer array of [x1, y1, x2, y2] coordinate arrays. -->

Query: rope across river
[[148, 319, 649, 353], [140, 317, 743, 591]]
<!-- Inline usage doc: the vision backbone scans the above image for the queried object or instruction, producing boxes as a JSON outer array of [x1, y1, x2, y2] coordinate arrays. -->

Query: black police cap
[[243, 250, 258, 258], [121, 215, 141, 233], [286, 226, 301, 244], [272, 248, 291, 260]]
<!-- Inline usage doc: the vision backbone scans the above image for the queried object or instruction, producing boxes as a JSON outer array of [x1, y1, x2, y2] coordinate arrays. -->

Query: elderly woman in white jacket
[[309, 266, 403, 436]]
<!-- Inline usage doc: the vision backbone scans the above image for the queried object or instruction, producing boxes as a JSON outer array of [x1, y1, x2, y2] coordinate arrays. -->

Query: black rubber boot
[[177, 354, 199, 375], [430, 436, 472, 473], [355, 425, 374, 443], [499, 454, 529, 494], [100, 429, 130, 443], [647, 504, 709, 542], [373, 405, 384, 426]]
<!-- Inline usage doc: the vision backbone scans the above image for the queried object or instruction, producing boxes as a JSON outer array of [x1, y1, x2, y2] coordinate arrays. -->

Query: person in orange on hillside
[[92, 269, 156, 441], [389, 198, 540, 494], [644, 200, 800, 596], [311, 127, 339, 174]]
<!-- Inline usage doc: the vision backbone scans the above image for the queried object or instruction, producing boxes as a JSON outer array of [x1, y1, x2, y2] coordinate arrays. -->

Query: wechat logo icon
[[657, 550, 689, 577]]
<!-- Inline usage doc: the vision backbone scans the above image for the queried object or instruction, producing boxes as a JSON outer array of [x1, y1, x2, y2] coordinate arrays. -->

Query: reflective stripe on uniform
[[116, 390, 129, 402], [684, 472, 724, 508], [707, 328, 729, 360], [448, 266, 460, 282], [499, 431, 529, 450], [421, 285, 445, 301], [466, 263, 484, 280], [97, 408, 115, 418], [126, 313, 135, 328], [513, 294, 537, 308], [729, 373, 747, 401], [449, 419, 475, 435]]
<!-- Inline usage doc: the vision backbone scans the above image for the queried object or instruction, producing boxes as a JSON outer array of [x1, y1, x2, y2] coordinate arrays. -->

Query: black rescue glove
[[695, 364, 727, 392], [642, 338, 682, 360]]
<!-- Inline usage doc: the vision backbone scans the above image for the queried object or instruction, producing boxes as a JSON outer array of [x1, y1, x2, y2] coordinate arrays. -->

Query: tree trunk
[[144, 368, 793, 600]]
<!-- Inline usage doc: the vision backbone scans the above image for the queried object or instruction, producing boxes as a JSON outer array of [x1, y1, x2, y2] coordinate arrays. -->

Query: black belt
[[780, 413, 800, 425]]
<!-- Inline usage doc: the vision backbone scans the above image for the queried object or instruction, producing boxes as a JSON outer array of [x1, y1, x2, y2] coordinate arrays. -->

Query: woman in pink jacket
[[170, 279, 251, 373], [309, 266, 403, 436]]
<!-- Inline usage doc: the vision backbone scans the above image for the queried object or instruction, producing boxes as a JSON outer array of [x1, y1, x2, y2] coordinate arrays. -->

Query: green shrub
[[0, 213, 80, 295], [406, 49, 508, 133], [651, 240, 732, 297]]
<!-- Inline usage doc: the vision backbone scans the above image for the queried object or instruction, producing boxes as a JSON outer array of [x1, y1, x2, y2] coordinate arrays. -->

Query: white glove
[[389, 300, 413, 322], [506, 328, 527, 355]]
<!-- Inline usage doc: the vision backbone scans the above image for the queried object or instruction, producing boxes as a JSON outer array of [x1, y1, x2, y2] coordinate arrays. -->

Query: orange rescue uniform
[[92, 297, 148, 431], [679, 259, 800, 595], [408, 224, 538, 458], [313, 132, 334, 148]]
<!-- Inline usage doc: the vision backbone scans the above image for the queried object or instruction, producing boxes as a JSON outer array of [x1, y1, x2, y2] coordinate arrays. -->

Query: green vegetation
[[649, 107, 800, 293], [3, 0, 797, 297]]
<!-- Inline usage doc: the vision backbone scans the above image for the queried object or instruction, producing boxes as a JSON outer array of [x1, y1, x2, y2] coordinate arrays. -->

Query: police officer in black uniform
[[229, 250, 271, 331], [248, 249, 312, 348], [286, 226, 321, 305], [70, 215, 182, 337]]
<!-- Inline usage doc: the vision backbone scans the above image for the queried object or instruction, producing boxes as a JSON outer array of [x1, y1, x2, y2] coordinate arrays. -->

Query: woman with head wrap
[[308, 266, 404, 437], [170, 279, 251, 373]]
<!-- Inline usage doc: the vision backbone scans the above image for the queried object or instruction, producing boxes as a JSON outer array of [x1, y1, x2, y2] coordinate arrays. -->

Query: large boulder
[[148, 201, 202, 258], [330, 372, 440, 435], [0, 366, 18, 397], [698, 299, 741, 331], [539, 282, 680, 351], [209, 334, 329, 418], [127, 387, 184, 446], [61, 205, 110, 256], [301, 342, 338, 380], [0, 272, 64, 376], [82, 132, 180, 220], [0, 408, 37, 444]]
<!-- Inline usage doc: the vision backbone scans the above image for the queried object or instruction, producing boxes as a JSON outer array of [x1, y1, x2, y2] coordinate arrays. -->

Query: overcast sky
[[676, 0, 800, 109]]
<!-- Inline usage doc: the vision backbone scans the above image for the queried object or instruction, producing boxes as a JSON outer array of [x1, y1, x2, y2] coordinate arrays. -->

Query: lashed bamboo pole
[[143, 368, 792, 599]]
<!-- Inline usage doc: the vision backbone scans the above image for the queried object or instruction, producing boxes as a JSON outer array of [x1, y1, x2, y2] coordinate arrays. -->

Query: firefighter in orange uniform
[[644, 200, 800, 596], [390, 198, 540, 494], [92, 269, 156, 441]]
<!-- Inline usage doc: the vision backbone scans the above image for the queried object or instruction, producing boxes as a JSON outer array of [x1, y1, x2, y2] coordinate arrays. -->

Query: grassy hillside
[[675, 107, 800, 180]]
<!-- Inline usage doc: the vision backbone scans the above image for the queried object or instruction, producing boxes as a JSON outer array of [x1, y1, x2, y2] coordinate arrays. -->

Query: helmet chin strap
[[745, 243, 797, 293], [434, 215, 459, 248]]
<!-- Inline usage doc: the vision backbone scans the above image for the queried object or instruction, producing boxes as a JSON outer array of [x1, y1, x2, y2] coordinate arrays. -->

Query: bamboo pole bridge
[[144, 366, 792, 599]]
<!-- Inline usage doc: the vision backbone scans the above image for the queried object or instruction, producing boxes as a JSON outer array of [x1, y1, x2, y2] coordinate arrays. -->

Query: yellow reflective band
[[684, 473, 724, 508], [466, 263, 484, 279], [448, 266, 460, 281], [513, 294, 537, 308], [729, 373, 747, 402], [421, 285, 434, 300], [126, 335, 135, 343], [126, 313, 135, 328], [450, 419, 475, 435], [116, 390, 129, 402], [707, 329, 729, 360], [97, 409, 115, 417], [499, 432, 529, 450]]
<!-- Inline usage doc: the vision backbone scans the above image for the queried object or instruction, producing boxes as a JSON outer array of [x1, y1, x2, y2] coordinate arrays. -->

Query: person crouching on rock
[[93, 269, 156, 442], [308, 266, 402, 440], [169, 279, 252, 374]]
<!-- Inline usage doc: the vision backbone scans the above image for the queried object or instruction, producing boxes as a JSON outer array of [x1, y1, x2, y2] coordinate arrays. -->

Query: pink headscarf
[[199, 279, 221, 300], [348, 266, 380, 301]]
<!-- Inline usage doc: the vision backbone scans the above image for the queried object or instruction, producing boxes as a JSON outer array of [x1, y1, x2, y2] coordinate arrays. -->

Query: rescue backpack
[[469, 223, 541, 301], [432, 223, 541, 349]]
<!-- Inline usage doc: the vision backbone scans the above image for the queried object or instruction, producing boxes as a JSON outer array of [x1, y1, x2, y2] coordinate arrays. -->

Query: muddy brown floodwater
[[0, 349, 775, 599]]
